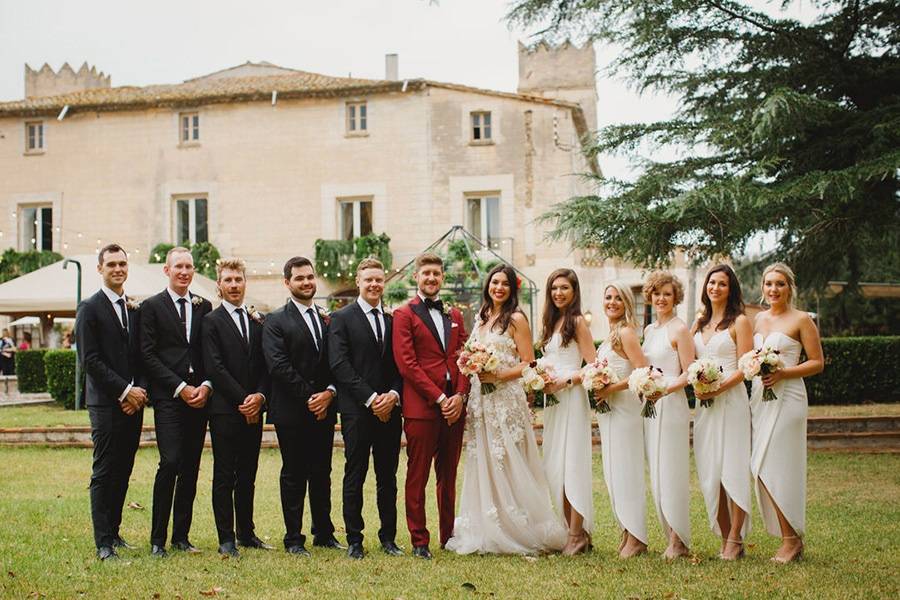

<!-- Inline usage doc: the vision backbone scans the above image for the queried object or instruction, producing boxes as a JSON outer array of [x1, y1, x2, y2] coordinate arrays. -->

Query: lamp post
[[62, 259, 82, 410]]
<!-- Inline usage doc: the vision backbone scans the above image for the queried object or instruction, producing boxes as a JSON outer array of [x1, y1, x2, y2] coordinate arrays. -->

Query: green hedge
[[45, 350, 78, 409], [807, 336, 900, 405], [14, 349, 48, 392]]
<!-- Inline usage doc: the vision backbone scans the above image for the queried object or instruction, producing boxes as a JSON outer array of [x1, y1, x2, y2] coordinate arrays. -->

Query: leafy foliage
[[314, 233, 392, 285], [0, 249, 63, 283], [509, 0, 900, 292], [149, 242, 221, 279], [44, 350, 78, 410], [806, 336, 900, 404], [14, 349, 48, 393]]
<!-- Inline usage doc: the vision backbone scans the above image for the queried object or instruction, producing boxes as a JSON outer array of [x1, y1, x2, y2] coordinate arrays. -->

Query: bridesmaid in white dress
[[593, 283, 650, 558], [750, 263, 823, 564], [538, 269, 598, 556], [446, 265, 566, 555], [691, 265, 754, 560], [640, 271, 695, 559]]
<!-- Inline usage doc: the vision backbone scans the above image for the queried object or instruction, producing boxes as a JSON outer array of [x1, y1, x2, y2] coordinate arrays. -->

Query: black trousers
[[88, 405, 143, 548], [275, 416, 337, 548], [340, 408, 402, 546], [150, 398, 208, 546], [209, 414, 263, 545]]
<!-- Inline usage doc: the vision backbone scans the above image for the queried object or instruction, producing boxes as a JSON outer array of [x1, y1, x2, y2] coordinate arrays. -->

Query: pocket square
[[451, 323, 459, 328]]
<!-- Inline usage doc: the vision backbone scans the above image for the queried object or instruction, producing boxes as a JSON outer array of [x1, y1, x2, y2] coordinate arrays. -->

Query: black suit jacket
[[75, 290, 144, 407], [262, 300, 335, 426], [202, 305, 269, 417], [327, 301, 402, 416], [139, 289, 212, 401]]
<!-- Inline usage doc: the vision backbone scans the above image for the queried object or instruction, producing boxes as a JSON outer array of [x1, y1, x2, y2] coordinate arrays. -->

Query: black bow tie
[[424, 298, 444, 313]]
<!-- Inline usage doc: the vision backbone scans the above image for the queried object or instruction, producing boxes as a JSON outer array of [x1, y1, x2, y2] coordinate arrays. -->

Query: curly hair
[[642, 270, 684, 305]]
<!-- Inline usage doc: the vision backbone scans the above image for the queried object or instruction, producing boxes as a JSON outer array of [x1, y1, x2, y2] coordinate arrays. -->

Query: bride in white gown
[[446, 265, 566, 555], [750, 263, 823, 564]]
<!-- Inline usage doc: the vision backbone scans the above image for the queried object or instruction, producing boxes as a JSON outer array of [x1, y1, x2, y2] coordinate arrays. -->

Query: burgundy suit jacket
[[392, 296, 470, 420]]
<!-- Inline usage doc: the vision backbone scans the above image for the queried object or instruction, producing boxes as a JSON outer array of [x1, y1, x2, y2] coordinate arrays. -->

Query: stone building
[[0, 44, 700, 337]]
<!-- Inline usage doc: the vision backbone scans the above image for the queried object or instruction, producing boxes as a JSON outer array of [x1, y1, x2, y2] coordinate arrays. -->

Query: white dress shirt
[[167, 287, 212, 398], [356, 296, 399, 407], [101, 285, 132, 403], [221, 300, 250, 341], [289, 297, 337, 398]]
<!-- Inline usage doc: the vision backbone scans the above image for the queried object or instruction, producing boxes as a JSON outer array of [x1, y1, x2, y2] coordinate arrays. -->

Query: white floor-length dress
[[642, 323, 691, 548], [541, 333, 594, 533], [446, 327, 567, 555], [750, 332, 807, 537], [596, 341, 648, 544], [693, 330, 752, 538]]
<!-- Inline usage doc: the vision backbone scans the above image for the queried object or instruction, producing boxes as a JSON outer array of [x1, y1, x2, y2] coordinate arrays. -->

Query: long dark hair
[[696, 264, 745, 332], [540, 269, 582, 349], [479, 264, 521, 334]]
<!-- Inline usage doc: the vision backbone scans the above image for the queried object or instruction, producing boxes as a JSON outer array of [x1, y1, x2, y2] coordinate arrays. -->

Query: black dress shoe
[[381, 541, 404, 556], [97, 546, 118, 561], [150, 544, 167, 558], [347, 542, 365, 560], [112, 536, 134, 550], [172, 540, 201, 553], [237, 536, 273, 550], [312, 536, 347, 550], [218, 542, 240, 557], [285, 544, 311, 557], [412, 545, 432, 560]]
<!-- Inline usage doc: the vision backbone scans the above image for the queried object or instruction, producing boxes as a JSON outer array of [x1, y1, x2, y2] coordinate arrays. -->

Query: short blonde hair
[[215, 258, 246, 281], [642, 270, 684, 305], [761, 262, 797, 306], [356, 257, 384, 274], [165, 246, 192, 265], [414, 252, 443, 271]]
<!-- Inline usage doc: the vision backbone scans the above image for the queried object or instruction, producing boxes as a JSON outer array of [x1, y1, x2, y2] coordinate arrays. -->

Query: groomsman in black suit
[[263, 256, 342, 556], [140, 247, 213, 556], [76, 244, 147, 560], [328, 257, 403, 560], [201, 258, 271, 557]]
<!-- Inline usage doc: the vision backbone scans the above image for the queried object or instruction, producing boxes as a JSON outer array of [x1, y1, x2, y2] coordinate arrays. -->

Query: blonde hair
[[604, 282, 638, 350], [761, 262, 797, 307], [356, 257, 385, 274], [642, 270, 684, 305], [215, 258, 246, 280]]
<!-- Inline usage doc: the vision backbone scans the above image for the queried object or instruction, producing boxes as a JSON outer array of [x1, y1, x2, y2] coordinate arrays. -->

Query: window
[[25, 121, 44, 153], [338, 197, 373, 240], [179, 112, 200, 144], [632, 286, 653, 328], [471, 111, 492, 142], [173, 196, 208, 244], [346, 101, 367, 134], [19, 205, 52, 251], [466, 194, 500, 246]]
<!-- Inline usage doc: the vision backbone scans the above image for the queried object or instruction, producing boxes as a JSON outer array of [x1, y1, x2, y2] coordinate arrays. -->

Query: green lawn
[[0, 447, 897, 599]]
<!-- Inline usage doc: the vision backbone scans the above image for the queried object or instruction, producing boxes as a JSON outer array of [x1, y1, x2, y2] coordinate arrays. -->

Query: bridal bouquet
[[687, 357, 724, 408], [739, 346, 785, 401], [457, 339, 501, 395], [581, 357, 620, 414], [522, 359, 559, 406], [628, 366, 668, 418]]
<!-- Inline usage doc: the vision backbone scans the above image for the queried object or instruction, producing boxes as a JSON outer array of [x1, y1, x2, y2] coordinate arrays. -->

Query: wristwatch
[[566, 378, 573, 389]]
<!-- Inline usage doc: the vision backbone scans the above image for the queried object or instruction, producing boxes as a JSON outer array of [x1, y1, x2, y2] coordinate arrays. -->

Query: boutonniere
[[382, 308, 393, 317], [125, 297, 141, 310], [246, 305, 265, 324], [191, 296, 205, 307], [316, 305, 331, 325]]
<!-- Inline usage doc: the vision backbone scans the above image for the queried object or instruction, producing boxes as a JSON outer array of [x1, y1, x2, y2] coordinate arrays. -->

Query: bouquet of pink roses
[[628, 366, 668, 418], [457, 339, 501, 395], [522, 359, 559, 406], [739, 345, 785, 401], [581, 357, 620, 414], [687, 357, 724, 408]]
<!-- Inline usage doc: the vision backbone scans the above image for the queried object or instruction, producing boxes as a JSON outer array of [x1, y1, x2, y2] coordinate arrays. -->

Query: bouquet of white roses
[[522, 359, 559, 406], [739, 345, 785, 401], [581, 357, 620, 414], [457, 339, 501, 395], [687, 357, 724, 408], [628, 366, 668, 418]]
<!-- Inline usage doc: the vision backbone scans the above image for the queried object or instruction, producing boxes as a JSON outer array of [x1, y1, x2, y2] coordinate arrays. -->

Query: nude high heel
[[771, 535, 804, 564], [720, 538, 745, 561]]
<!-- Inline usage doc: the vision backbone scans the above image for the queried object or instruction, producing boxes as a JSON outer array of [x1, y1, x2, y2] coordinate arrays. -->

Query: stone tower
[[24, 62, 111, 98], [517, 41, 597, 131]]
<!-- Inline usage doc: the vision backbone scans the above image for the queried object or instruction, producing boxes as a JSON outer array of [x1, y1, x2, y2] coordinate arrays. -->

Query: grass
[[3, 402, 900, 429], [0, 447, 898, 599]]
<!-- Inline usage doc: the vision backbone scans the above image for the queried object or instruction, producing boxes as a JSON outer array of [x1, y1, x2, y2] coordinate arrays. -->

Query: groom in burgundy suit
[[392, 252, 469, 559]]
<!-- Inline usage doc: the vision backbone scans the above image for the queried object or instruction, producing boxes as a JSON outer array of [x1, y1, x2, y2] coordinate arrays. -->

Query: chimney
[[385, 54, 399, 81]]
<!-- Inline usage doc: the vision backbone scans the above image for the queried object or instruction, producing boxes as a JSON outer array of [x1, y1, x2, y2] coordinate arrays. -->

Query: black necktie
[[371, 308, 383, 350], [424, 298, 444, 313], [177, 297, 188, 337], [307, 308, 322, 349], [115, 298, 128, 334], [235, 308, 249, 344]]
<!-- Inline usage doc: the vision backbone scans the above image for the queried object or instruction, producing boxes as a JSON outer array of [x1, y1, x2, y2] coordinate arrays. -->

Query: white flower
[[191, 296, 204, 306], [246, 305, 265, 323], [125, 297, 141, 310]]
